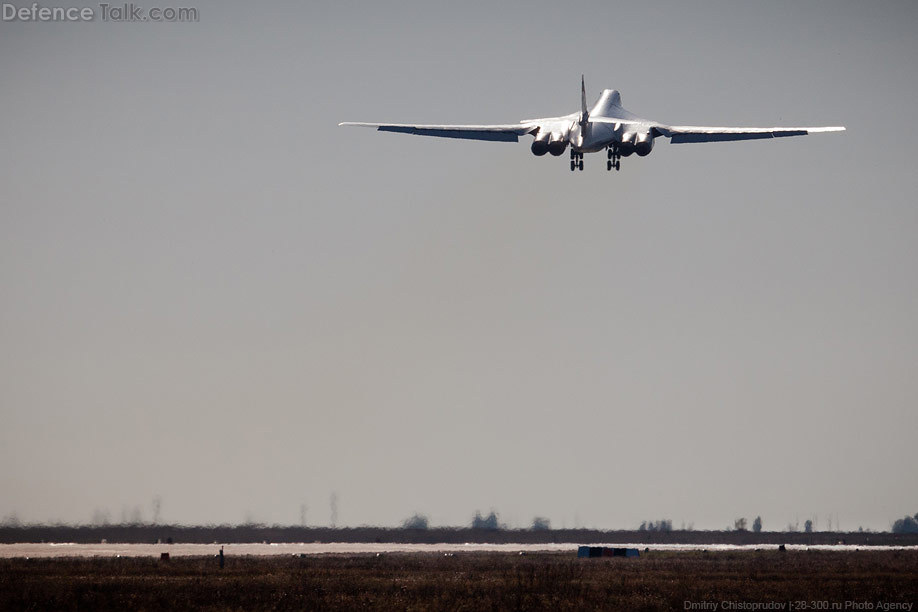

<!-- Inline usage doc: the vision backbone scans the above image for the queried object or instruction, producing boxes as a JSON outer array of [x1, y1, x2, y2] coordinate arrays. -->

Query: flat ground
[[1, 550, 916, 610]]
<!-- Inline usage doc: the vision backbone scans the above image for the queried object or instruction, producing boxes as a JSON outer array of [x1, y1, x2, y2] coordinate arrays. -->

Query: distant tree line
[[892, 513, 918, 534], [639, 520, 672, 532], [3, 524, 918, 546], [400, 512, 551, 531], [530, 517, 551, 531], [7, 508, 918, 536], [401, 514, 429, 530], [733, 517, 763, 532], [472, 511, 502, 530]]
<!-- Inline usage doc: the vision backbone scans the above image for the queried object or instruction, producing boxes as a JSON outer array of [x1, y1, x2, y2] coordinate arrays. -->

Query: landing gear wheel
[[607, 160, 613, 171], [578, 160, 584, 171], [570, 161, 576, 171]]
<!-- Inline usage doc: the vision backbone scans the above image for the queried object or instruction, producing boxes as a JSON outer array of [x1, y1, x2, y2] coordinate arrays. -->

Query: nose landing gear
[[570, 149, 584, 171], [607, 146, 621, 171]]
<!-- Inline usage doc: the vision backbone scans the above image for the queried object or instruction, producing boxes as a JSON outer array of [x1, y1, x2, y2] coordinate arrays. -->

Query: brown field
[[1, 550, 916, 611]]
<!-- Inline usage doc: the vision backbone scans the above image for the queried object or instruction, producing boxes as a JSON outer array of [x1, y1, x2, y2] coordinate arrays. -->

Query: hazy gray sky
[[1, 0, 916, 531]]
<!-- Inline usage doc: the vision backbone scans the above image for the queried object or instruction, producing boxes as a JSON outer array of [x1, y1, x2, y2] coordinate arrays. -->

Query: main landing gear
[[607, 146, 621, 171], [565, 148, 622, 172]]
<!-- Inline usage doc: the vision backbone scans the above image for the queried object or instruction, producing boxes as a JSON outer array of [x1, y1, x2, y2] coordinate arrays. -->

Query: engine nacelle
[[531, 131, 550, 156], [532, 127, 570, 156], [548, 137, 568, 156], [635, 131, 654, 157], [618, 133, 636, 157]]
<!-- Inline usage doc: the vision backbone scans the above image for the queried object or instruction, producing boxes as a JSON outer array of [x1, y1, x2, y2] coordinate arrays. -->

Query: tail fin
[[579, 75, 589, 135]]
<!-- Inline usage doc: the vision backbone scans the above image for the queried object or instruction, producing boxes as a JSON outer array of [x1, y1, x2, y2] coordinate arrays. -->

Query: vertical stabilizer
[[578, 75, 590, 143]]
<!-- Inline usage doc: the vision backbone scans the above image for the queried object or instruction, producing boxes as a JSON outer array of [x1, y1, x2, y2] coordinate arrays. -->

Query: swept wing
[[338, 122, 536, 142], [657, 125, 845, 144]]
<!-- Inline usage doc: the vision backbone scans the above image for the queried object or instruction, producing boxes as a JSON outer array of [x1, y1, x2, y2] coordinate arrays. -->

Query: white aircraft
[[340, 77, 844, 171]]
